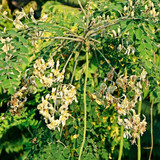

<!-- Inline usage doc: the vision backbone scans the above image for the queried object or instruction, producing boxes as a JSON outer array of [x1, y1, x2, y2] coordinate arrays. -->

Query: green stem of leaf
[[149, 98, 154, 160], [118, 125, 124, 160], [78, 42, 89, 160], [138, 100, 142, 160]]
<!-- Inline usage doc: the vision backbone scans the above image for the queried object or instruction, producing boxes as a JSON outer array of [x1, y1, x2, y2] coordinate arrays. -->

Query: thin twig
[[63, 42, 81, 71], [31, 36, 83, 42], [78, 41, 89, 160], [70, 43, 82, 84], [86, 0, 91, 28], [138, 100, 142, 160], [149, 98, 154, 160], [92, 44, 118, 76], [2, 14, 13, 22], [93, 49, 100, 75], [118, 125, 124, 160], [149, 51, 156, 160], [77, 0, 87, 18]]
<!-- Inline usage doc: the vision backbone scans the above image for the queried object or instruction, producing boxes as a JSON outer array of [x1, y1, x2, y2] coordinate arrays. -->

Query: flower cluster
[[144, 1, 159, 18], [11, 8, 47, 46], [9, 56, 77, 130], [119, 111, 147, 144], [91, 68, 148, 144], [123, 0, 135, 17], [37, 84, 77, 131], [13, 9, 27, 29], [124, 0, 159, 21], [33, 57, 65, 87], [34, 57, 78, 130], [9, 56, 64, 112], [108, 29, 136, 56], [13, 8, 38, 29], [0, 37, 15, 61], [9, 86, 28, 115]]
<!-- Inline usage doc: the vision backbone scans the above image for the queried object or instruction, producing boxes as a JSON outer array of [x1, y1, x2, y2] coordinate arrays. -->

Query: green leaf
[[55, 30, 63, 36], [8, 87, 15, 95], [135, 29, 142, 40], [146, 61, 153, 69], [7, 29, 20, 36], [2, 80, 11, 88], [0, 75, 7, 81], [0, 52, 6, 59], [137, 44, 145, 52], [20, 46, 29, 53], [21, 56, 29, 64], [19, 36, 28, 44], [69, 127, 74, 133]]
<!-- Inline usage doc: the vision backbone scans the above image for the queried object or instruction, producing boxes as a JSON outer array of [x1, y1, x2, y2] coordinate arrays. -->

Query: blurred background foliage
[[0, 0, 160, 160]]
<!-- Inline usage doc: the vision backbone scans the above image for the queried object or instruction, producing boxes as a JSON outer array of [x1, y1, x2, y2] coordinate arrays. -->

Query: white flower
[[30, 7, 34, 16], [145, 5, 148, 10], [1, 38, 6, 43], [129, 0, 133, 6], [112, 30, 117, 37], [132, 114, 140, 124], [47, 119, 60, 130], [131, 11, 134, 17], [47, 57, 55, 68], [59, 111, 70, 126], [2, 44, 9, 52], [40, 14, 48, 22], [124, 130, 132, 139], [124, 6, 127, 12], [124, 119, 132, 129], [107, 84, 117, 94], [13, 19, 24, 29], [140, 69, 147, 81]]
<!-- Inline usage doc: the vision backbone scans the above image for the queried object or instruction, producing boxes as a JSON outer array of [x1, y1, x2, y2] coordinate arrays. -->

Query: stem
[[149, 98, 154, 160], [70, 52, 79, 84], [32, 36, 82, 42], [92, 45, 118, 76], [78, 42, 89, 160], [77, 0, 87, 18], [138, 100, 142, 160], [63, 42, 80, 71], [149, 51, 156, 160], [118, 125, 124, 160], [138, 100, 142, 115], [70, 43, 82, 84]]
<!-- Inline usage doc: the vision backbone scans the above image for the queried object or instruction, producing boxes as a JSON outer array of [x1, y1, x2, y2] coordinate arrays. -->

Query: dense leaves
[[0, 0, 160, 160]]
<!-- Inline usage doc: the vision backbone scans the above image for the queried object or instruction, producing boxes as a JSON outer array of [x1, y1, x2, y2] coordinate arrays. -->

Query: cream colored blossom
[[140, 69, 147, 81], [47, 119, 60, 130]]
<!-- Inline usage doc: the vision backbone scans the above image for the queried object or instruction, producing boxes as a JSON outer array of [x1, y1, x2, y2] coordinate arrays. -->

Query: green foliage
[[0, 108, 38, 158], [0, 29, 31, 95], [0, 0, 160, 160]]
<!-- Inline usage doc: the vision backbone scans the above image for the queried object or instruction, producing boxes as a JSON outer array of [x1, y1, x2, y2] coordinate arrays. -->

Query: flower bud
[[124, 6, 127, 12], [145, 5, 148, 10], [112, 30, 117, 37], [131, 11, 134, 17], [129, 0, 133, 6], [148, 1, 152, 7], [118, 28, 121, 35], [30, 7, 34, 16], [151, 2, 154, 7], [2, 11, 7, 16]]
